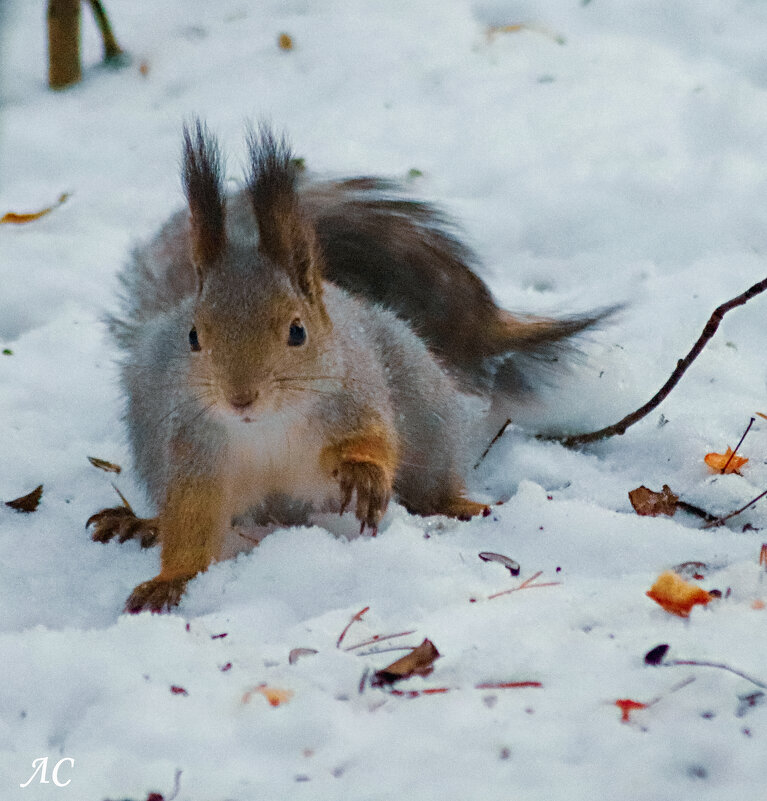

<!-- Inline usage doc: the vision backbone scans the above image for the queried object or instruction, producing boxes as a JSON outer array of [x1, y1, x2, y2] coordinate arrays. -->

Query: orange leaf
[[242, 684, 293, 707], [704, 447, 748, 474], [646, 571, 712, 617], [615, 699, 647, 723], [0, 192, 70, 224]]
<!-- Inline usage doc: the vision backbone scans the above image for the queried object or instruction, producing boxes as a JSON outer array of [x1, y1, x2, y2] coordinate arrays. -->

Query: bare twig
[[87, 0, 124, 62], [551, 276, 767, 447], [703, 487, 767, 529], [667, 659, 767, 691], [721, 416, 755, 473], [474, 418, 512, 469], [487, 570, 561, 600], [336, 606, 369, 648], [344, 630, 416, 652]]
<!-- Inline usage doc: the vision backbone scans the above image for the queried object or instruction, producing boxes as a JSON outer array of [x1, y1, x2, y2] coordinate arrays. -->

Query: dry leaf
[[289, 648, 318, 665], [0, 193, 70, 224], [615, 698, 648, 722], [87, 455, 122, 474], [644, 644, 670, 666], [704, 447, 748, 474], [629, 484, 678, 517], [486, 22, 566, 45], [278, 32, 294, 50], [478, 551, 521, 575], [242, 684, 293, 707], [371, 638, 440, 686], [646, 571, 712, 617], [5, 484, 43, 513]]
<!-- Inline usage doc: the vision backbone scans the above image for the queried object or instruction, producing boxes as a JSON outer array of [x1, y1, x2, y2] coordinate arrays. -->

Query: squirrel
[[89, 120, 604, 614]]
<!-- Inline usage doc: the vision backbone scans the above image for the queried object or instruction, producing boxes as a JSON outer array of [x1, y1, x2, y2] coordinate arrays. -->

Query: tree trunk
[[48, 0, 81, 89]]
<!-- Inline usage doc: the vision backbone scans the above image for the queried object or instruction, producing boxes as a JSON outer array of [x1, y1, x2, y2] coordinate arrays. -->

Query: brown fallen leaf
[[87, 455, 122, 474], [5, 484, 43, 513], [629, 484, 679, 517], [0, 193, 70, 224], [371, 638, 440, 686], [646, 571, 712, 617], [278, 32, 294, 50]]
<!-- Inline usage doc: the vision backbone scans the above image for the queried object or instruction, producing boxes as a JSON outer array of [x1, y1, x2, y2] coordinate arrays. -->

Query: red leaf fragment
[[475, 681, 542, 689], [615, 699, 648, 722], [170, 685, 188, 696]]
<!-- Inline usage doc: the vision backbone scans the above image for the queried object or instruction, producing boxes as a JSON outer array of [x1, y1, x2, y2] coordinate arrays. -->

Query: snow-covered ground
[[2, 2, 767, 799]]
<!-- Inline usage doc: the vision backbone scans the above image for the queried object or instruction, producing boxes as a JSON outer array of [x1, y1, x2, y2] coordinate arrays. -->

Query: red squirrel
[[89, 120, 604, 613]]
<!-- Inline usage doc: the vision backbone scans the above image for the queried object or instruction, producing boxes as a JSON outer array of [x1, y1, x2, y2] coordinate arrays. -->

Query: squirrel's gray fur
[[110, 121, 483, 526], [97, 119, 604, 612]]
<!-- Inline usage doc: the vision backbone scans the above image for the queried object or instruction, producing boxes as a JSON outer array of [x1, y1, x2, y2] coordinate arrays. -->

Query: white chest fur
[[221, 403, 339, 518]]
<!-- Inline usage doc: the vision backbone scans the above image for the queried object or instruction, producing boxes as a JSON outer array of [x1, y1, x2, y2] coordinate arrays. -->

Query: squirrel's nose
[[227, 392, 256, 412]]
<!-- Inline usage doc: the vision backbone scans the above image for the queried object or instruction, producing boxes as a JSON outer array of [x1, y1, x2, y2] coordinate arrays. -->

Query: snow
[[1, 1, 767, 799]]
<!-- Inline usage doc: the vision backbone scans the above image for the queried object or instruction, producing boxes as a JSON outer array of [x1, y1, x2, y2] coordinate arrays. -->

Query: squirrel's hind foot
[[87, 506, 159, 549], [440, 497, 492, 521], [404, 494, 490, 521], [124, 575, 189, 614]]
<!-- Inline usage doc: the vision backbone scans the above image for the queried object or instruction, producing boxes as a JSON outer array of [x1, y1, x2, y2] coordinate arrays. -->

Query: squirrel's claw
[[336, 460, 391, 531], [88, 506, 159, 548], [124, 576, 189, 614]]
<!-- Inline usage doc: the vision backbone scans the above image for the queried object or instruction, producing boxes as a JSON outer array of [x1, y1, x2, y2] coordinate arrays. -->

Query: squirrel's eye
[[189, 326, 201, 352], [288, 320, 306, 347]]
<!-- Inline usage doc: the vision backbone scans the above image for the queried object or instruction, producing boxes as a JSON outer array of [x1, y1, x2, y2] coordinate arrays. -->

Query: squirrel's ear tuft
[[182, 119, 226, 282], [245, 122, 323, 303]]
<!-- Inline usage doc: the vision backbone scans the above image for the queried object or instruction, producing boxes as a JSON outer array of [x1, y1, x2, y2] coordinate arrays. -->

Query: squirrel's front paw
[[336, 461, 392, 532], [124, 576, 189, 614], [87, 506, 159, 548]]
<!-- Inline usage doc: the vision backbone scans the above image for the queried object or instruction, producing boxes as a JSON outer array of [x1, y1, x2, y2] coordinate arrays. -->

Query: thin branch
[[344, 630, 416, 652], [703, 487, 767, 529], [87, 0, 124, 62], [667, 659, 767, 691], [721, 416, 755, 473], [550, 275, 767, 447], [487, 570, 561, 600], [474, 418, 512, 469], [336, 606, 369, 648]]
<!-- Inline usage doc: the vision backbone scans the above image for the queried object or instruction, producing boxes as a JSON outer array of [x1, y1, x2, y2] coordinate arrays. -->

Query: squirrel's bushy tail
[[300, 177, 612, 398]]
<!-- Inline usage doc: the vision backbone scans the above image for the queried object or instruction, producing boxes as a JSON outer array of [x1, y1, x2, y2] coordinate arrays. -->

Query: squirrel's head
[[182, 120, 331, 422]]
